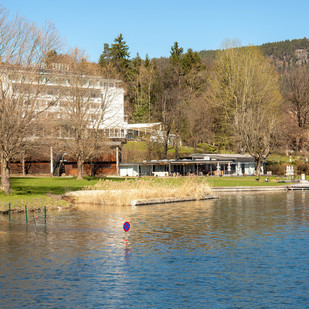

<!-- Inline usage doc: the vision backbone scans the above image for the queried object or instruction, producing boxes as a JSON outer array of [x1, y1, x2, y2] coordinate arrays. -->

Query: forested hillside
[[200, 38, 309, 71]]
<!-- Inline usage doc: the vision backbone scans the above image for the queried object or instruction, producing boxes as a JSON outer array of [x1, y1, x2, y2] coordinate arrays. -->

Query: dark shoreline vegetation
[[0, 175, 291, 212]]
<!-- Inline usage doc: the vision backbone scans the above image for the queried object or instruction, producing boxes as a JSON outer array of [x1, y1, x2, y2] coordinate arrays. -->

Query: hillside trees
[[281, 64, 309, 151], [209, 41, 282, 174], [0, 8, 61, 193], [166, 42, 186, 158], [181, 48, 210, 150], [167, 44, 209, 157], [96, 35, 292, 167], [152, 43, 208, 158], [99, 34, 158, 124], [260, 38, 309, 68], [151, 57, 174, 158], [126, 54, 156, 122], [200, 38, 309, 72]]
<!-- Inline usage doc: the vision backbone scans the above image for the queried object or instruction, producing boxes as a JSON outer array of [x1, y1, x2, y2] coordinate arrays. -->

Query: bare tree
[[155, 44, 208, 159], [185, 96, 214, 151], [281, 64, 309, 151], [0, 7, 61, 193], [53, 49, 123, 179], [209, 41, 282, 175]]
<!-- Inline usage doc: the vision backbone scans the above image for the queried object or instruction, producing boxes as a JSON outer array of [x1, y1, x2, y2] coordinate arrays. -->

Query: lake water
[[0, 191, 309, 308]]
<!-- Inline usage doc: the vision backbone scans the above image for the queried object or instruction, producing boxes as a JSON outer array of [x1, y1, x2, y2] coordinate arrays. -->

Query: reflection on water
[[0, 191, 309, 308]]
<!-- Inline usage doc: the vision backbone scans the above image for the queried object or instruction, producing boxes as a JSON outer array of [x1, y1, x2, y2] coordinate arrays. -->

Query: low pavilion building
[[119, 153, 262, 177]]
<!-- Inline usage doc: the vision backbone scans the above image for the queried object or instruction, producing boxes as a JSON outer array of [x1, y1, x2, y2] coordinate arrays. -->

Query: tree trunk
[[77, 159, 83, 180], [163, 129, 170, 159], [90, 161, 94, 177], [22, 155, 25, 176], [1, 156, 11, 194], [175, 143, 179, 160], [255, 157, 262, 176], [217, 143, 221, 154], [163, 142, 168, 159]]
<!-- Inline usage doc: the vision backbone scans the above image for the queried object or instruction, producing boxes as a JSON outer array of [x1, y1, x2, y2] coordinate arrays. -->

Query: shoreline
[[63, 183, 309, 207], [2, 183, 309, 213], [212, 186, 287, 192], [213, 183, 309, 192], [0, 203, 74, 215]]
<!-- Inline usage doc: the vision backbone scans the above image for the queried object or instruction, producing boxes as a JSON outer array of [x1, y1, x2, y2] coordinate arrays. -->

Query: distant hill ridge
[[199, 38, 309, 70]]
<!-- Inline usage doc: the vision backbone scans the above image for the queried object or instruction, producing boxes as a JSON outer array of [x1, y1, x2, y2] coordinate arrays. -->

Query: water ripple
[[1, 191, 309, 308]]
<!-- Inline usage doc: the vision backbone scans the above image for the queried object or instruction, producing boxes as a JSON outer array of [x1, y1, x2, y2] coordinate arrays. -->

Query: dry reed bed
[[69, 177, 213, 206]]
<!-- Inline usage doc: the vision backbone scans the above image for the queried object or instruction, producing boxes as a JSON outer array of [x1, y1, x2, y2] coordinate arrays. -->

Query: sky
[[1, 0, 308, 62]]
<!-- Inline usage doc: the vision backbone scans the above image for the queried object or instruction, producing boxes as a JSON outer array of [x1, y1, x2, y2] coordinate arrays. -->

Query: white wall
[[119, 165, 139, 177]]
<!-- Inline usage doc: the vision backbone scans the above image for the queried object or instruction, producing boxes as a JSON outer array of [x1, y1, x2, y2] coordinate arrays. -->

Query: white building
[[2, 64, 129, 139], [119, 153, 262, 177], [38, 74, 128, 139]]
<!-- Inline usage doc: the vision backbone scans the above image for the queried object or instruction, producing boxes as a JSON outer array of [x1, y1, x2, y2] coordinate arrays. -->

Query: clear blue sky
[[1, 0, 308, 61]]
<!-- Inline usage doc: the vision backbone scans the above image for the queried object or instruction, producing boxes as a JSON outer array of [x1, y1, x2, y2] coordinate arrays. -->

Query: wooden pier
[[287, 183, 309, 190]]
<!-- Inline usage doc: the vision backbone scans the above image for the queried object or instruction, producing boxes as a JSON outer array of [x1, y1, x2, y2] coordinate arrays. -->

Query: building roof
[[120, 153, 255, 166]]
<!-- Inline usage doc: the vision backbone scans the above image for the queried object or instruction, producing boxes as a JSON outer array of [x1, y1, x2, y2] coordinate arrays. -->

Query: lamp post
[[50, 147, 53, 177]]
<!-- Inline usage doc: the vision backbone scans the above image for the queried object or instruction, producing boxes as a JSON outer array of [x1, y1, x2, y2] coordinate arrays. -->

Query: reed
[[82, 177, 212, 206]]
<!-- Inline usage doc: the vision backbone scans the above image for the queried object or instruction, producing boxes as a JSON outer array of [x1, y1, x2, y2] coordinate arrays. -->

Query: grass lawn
[[123, 141, 195, 156], [123, 141, 148, 152], [0, 176, 107, 211], [205, 176, 288, 187]]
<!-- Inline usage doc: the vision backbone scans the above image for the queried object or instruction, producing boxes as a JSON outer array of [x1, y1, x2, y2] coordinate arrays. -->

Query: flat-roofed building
[[119, 153, 262, 177]]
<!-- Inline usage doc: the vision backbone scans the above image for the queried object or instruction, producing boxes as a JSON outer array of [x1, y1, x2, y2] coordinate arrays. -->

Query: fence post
[[9, 203, 11, 223], [44, 206, 47, 232], [25, 205, 28, 224]]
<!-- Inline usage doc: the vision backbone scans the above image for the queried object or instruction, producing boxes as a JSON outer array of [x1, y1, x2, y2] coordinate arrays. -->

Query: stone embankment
[[130, 196, 218, 206]]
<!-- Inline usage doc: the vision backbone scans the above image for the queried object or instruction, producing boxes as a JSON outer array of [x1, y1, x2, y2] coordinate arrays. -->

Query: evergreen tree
[[99, 33, 130, 79], [98, 43, 110, 67], [110, 33, 130, 77], [129, 54, 156, 123], [170, 41, 184, 65]]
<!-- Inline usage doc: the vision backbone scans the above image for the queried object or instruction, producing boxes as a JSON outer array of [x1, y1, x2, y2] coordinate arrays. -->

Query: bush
[[295, 161, 309, 175], [265, 160, 309, 176], [264, 162, 289, 176], [197, 143, 217, 153]]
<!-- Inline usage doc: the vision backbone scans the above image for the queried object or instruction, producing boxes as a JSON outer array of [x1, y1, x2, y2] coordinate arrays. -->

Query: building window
[[91, 91, 99, 98]]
